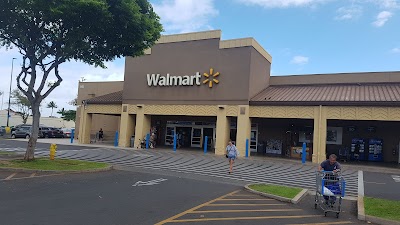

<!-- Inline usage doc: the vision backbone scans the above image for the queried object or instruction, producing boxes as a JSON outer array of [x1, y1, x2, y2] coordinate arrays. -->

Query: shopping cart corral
[[315, 171, 346, 218]]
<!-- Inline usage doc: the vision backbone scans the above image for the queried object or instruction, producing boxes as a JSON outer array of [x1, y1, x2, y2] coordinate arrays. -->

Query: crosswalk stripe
[[34, 149, 359, 196]]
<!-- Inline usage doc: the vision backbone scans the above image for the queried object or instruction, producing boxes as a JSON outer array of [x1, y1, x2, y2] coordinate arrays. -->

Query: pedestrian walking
[[226, 140, 239, 174], [98, 128, 104, 142]]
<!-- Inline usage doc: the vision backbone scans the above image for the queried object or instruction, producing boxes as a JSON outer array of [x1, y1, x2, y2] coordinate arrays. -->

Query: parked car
[[50, 127, 64, 138], [39, 126, 64, 138], [0, 126, 5, 136], [11, 126, 32, 139], [61, 128, 72, 138], [11, 124, 31, 135]]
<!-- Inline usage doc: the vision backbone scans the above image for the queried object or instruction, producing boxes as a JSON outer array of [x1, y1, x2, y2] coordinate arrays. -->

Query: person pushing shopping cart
[[315, 154, 346, 218]]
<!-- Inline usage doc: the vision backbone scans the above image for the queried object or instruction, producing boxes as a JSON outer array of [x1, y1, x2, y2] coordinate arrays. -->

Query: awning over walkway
[[250, 83, 400, 106]]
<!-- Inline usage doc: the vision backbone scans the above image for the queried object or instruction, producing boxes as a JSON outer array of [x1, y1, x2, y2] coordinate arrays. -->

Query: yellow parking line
[[170, 215, 320, 223], [29, 173, 36, 178], [190, 209, 301, 213], [4, 173, 17, 180], [208, 203, 286, 206], [286, 222, 353, 225], [218, 198, 274, 201], [154, 190, 240, 225]]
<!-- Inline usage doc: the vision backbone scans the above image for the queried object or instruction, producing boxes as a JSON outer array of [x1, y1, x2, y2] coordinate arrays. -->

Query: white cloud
[[335, 5, 363, 20], [372, 11, 393, 27], [391, 47, 400, 53], [291, 56, 309, 65], [152, 0, 218, 33], [373, 0, 400, 9], [235, 0, 330, 8], [0, 47, 124, 118]]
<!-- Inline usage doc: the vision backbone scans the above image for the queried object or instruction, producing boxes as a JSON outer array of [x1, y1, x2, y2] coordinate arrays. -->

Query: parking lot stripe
[[4, 173, 17, 180], [208, 203, 286, 206], [229, 194, 255, 197], [189, 209, 301, 213], [286, 222, 353, 225], [154, 190, 240, 225], [29, 173, 36, 178], [169, 215, 320, 223]]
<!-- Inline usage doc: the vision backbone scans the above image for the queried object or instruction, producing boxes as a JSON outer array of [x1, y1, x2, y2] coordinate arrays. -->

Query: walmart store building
[[76, 30, 400, 164]]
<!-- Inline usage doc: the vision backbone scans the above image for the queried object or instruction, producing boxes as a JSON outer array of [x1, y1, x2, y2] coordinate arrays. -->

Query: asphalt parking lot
[[1, 169, 367, 225]]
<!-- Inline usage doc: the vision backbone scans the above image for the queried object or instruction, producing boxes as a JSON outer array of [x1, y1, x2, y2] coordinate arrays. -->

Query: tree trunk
[[24, 103, 41, 161]]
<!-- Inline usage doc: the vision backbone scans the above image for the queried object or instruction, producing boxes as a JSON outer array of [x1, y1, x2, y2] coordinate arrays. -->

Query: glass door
[[191, 128, 202, 148], [165, 126, 176, 146], [250, 130, 258, 152]]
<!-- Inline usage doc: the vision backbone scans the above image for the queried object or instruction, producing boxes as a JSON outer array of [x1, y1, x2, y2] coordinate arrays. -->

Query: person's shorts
[[228, 155, 236, 160]]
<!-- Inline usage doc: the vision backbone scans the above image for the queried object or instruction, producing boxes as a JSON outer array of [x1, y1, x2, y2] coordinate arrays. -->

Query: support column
[[134, 105, 151, 148], [313, 105, 327, 164], [215, 106, 231, 155], [119, 104, 136, 148], [236, 105, 251, 157], [79, 107, 92, 144]]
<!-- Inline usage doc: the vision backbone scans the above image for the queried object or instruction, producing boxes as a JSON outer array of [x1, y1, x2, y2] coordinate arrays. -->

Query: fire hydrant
[[49, 143, 57, 160]]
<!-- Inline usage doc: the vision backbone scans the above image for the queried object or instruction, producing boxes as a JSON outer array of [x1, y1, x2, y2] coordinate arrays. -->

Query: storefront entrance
[[250, 118, 314, 161], [151, 116, 217, 150], [327, 120, 400, 164]]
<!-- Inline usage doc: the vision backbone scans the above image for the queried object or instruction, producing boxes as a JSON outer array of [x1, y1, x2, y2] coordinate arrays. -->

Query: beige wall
[[89, 114, 120, 141], [270, 71, 400, 86]]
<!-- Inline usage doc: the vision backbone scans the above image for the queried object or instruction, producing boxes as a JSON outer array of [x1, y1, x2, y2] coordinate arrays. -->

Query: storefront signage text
[[147, 68, 220, 88], [147, 73, 202, 87]]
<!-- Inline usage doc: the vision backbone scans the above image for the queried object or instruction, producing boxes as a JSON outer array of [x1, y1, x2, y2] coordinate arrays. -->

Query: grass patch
[[365, 197, 400, 222], [0, 158, 109, 171], [0, 151, 16, 156], [249, 184, 302, 199]]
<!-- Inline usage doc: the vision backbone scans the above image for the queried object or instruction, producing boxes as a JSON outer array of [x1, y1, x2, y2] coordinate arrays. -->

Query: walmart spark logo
[[203, 68, 220, 88]]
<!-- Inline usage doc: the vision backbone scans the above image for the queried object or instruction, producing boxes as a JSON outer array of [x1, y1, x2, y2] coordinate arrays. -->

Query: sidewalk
[[8, 138, 400, 174]]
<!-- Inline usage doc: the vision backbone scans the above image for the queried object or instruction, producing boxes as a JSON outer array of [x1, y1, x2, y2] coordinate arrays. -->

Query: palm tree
[[47, 101, 58, 117]]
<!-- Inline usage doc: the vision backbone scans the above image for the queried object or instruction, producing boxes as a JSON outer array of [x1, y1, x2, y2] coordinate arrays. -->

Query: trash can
[[130, 136, 135, 147]]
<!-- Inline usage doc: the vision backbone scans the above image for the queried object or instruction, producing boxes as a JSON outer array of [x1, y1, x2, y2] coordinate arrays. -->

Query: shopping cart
[[315, 171, 346, 218]]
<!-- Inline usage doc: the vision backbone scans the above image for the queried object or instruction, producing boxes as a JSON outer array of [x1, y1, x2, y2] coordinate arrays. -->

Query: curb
[[244, 184, 308, 204], [358, 170, 366, 221], [0, 165, 113, 174], [357, 170, 400, 225], [365, 215, 400, 225]]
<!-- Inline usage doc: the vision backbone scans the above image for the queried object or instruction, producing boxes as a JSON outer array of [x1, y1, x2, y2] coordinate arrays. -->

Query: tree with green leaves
[[46, 101, 58, 117], [10, 89, 31, 124], [0, 0, 162, 160], [57, 108, 76, 122]]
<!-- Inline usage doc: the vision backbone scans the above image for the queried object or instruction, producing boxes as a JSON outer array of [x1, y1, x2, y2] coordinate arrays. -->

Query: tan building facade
[[77, 30, 400, 164]]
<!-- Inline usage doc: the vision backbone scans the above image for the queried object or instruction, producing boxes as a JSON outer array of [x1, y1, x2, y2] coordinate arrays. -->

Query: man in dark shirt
[[319, 154, 341, 172], [318, 154, 341, 206]]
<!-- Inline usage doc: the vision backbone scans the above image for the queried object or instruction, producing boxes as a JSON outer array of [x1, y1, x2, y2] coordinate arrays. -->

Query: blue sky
[[0, 0, 399, 117]]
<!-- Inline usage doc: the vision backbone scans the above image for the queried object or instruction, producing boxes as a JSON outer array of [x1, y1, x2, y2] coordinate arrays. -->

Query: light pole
[[6, 57, 17, 127]]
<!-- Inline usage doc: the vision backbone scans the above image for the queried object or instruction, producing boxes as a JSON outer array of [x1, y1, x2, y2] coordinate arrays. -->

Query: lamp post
[[6, 57, 17, 127]]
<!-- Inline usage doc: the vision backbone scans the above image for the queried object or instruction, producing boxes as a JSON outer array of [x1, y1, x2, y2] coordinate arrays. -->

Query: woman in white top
[[226, 140, 239, 174]]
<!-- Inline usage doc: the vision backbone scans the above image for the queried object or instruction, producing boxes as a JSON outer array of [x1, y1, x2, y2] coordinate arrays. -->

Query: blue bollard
[[204, 136, 208, 154], [302, 142, 307, 164], [114, 131, 119, 147], [245, 139, 249, 158], [146, 133, 150, 149], [173, 133, 177, 152], [70, 129, 75, 143]]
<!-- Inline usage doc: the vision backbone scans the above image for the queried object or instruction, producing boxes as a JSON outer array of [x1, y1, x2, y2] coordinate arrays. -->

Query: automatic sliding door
[[191, 128, 202, 148]]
